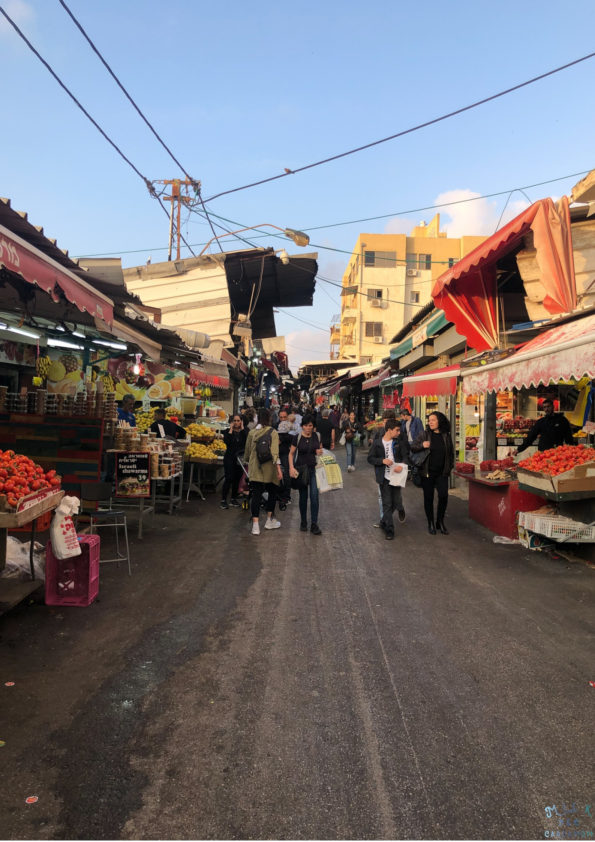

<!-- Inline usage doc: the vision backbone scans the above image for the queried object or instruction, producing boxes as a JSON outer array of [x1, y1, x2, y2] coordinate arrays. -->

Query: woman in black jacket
[[410, 411, 454, 535], [220, 414, 248, 509]]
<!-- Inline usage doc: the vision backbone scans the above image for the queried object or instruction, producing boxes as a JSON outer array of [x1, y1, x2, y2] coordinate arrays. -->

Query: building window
[[360, 356, 373, 364], [410, 291, 420, 303], [365, 321, 383, 337], [364, 250, 396, 267], [448, 257, 458, 268], [367, 288, 383, 300], [406, 252, 417, 268], [418, 253, 431, 270]]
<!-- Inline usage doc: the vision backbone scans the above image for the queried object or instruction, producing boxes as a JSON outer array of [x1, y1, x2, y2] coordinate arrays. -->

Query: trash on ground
[[492, 536, 521, 544]]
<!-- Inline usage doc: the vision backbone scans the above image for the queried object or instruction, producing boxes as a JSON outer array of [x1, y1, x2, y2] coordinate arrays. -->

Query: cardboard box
[[517, 460, 595, 495]]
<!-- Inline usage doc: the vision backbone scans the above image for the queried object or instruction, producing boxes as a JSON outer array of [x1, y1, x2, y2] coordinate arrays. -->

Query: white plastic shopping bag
[[388, 463, 408, 488], [50, 495, 82, 559]]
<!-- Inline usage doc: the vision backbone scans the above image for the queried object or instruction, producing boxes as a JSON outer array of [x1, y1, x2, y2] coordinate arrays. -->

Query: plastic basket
[[518, 512, 595, 543], [10, 509, 53, 534], [45, 535, 100, 606]]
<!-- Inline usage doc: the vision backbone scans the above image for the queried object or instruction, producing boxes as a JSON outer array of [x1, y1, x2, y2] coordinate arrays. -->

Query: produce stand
[[0, 489, 64, 615], [455, 471, 543, 539], [185, 457, 223, 502]]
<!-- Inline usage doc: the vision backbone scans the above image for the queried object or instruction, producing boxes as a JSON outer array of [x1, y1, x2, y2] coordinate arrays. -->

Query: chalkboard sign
[[115, 452, 151, 497]]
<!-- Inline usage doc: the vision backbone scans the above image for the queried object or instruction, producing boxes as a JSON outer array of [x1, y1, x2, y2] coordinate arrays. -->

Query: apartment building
[[338, 214, 485, 363]]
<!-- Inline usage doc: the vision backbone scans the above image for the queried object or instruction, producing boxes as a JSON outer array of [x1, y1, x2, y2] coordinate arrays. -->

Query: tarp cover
[[402, 365, 460, 397], [362, 367, 392, 391], [462, 313, 595, 394], [432, 197, 576, 351], [0, 225, 114, 325]]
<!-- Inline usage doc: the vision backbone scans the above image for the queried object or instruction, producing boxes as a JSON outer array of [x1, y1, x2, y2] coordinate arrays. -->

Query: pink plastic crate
[[45, 535, 100, 607]]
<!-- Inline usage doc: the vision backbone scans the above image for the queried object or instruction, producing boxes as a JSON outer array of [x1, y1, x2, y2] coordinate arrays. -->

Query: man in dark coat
[[517, 399, 575, 453]]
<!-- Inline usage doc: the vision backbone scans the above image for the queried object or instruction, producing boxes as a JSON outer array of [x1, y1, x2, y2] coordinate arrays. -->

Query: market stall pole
[[0, 489, 64, 614]]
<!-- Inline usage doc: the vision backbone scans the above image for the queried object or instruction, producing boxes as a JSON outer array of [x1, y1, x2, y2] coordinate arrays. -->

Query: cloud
[[383, 216, 417, 235], [434, 189, 531, 237], [284, 329, 330, 372], [0, 0, 34, 36]]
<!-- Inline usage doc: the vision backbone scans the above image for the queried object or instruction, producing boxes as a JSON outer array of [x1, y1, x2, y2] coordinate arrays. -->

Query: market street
[[1, 466, 594, 840]]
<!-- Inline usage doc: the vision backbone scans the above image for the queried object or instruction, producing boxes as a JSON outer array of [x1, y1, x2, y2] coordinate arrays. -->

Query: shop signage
[[411, 325, 428, 350], [115, 452, 151, 498]]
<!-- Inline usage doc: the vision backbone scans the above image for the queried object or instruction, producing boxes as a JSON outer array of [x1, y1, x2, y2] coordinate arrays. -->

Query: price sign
[[115, 452, 151, 497]]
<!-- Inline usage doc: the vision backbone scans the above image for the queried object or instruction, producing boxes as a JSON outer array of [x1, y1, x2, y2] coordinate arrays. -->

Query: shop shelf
[[518, 512, 595, 543], [45, 535, 100, 606]]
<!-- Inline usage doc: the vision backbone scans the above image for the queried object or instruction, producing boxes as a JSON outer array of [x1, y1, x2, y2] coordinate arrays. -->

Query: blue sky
[[1, 0, 594, 370]]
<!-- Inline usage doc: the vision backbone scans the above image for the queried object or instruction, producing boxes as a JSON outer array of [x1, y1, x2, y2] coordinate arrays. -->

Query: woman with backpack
[[244, 408, 283, 535], [341, 410, 363, 472], [410, 411, 455, 535], [289, 413, 324, 535]]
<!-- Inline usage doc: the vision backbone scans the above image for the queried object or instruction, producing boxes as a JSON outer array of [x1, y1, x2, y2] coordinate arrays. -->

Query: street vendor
[[149, 407, 187, 440], [117, 394, 137, 426], [516, 399, 575, 453]]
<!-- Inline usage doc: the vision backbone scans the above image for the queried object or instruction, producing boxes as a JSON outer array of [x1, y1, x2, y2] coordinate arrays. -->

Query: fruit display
[[36, 355, 52, 379], [185, 442, 220, 461], [0, 450, 61, 510], [497, 415, 535, 435], [135, 408, 155, 432], [186, 422, 216, 442], [211, 439, 227, 453], [465, 436, 479, 450], [517, 445, 594, 477], [480, 457, 515, 472], [455, 462, 475, 474]]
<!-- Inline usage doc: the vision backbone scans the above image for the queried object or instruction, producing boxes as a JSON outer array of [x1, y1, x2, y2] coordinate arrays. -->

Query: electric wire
[[201, 53, 595, 204], [56, 0, 219, 254]]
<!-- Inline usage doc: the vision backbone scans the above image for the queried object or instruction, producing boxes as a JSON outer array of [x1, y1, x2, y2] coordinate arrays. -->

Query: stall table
[[455, 472, 543, 539], [151, 471, 183, 514], [185, 457, 224, 502], [0, 490, 64, 615]]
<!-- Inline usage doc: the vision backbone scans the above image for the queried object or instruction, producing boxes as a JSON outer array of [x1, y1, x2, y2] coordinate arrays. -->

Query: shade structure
[[402, 365, 460, 397], [189, 359, 230, 389], [362, 367, 392, 391], [0, 224, 114, 326], [431, 197, 576, 351], [262, 358, 280, 378], [462, 313, 595, 394]]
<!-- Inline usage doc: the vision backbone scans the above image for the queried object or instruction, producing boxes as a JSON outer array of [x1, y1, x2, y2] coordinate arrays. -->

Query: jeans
[[298, 467, 319, 525], [345, 441, 356, 467], [250, 481, 277, 518], [221, 462, 243, 501], [421, 474, 449, 523], [379, 479, 404, 532]]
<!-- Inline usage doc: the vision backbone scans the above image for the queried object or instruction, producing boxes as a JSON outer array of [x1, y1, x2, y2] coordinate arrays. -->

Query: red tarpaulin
[[402, 365, 460, 398], [432, 197, 576, 351], [0, 224, 114, 326], [362, 367, 392, 391]]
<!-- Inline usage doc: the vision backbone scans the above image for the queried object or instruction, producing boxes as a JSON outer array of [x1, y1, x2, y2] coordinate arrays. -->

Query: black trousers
[[222, 462, 243, 501], [421, 474, 449, 523], [250, 481, 277, 518], [379, 479, 404, 532]]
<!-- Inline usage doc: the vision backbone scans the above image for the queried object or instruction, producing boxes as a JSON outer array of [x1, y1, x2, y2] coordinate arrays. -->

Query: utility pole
[[153, 178, 200, 261]]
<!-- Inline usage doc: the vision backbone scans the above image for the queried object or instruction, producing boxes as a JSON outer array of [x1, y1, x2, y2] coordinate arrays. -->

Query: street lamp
[[198, 224, 310, 256]]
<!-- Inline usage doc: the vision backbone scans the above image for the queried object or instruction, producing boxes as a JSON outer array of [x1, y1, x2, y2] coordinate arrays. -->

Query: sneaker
[[385, 530, 394, 540], [310, 523, 322, 535], [220, 500, 229, 510], [373, 522, 381, 528], [251, 522, 260, 535], [300, 522, 308, 532], [398, 509, 406, 523], [229, 498, 240, 508], [264, 518, 281, 530]]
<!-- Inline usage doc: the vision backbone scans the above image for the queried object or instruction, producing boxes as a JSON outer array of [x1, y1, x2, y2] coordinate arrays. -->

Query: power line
[[276, 309, 330, 333], [201, 53, 595, 204]]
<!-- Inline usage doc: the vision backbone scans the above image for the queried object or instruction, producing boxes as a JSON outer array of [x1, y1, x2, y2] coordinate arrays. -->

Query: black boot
[[436, 520, 449, 534], [428, 519, 436, 535]]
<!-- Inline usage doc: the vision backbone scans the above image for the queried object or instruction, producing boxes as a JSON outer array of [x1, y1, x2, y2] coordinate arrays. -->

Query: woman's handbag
[[291, 464, 310, 490], [409, 448, 430, 468], [411, 467, 423, 488]]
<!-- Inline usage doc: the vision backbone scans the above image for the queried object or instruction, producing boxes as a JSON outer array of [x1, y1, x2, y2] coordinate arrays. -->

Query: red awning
[[462, 313, 595, 394], [432, 198, 576, 351], [0, 224, 114, 326], [189, 361, 230, 389], [402, 365, 460, 397], [361, 367, 392, 391], [262, 358, 280, 378]]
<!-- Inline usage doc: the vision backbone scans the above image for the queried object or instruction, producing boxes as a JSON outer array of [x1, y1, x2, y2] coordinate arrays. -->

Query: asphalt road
[[1, 462, 593, 840]]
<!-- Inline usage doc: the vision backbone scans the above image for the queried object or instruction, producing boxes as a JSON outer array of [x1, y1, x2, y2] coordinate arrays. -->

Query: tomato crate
[[10, 509, 53, 534], [45, 535, 100, 606], [518, 512, 595, 543]]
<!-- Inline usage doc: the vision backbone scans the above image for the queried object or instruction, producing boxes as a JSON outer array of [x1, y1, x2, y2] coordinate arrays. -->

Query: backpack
[[255, 428, 273, 464]]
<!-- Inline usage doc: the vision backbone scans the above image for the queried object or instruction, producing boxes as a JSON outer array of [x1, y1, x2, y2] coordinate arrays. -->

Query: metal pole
[[167, 196, 175, 261]]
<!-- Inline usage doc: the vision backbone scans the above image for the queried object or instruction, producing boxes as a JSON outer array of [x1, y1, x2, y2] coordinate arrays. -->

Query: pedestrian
[[329, 404, 341, 430], [244, 408, 283, 535], [399, 406, 424, 446], [410, 411, 455, 535], [341, 410, 363, 472], [370, 409, 396, 527], [276, 409, 293, 509], [289, 412, 324, 535], [367, 419, 408, 540], [516, 398, 575, 453], [220, 414, 248, 509], [315, 408, 336, 450]]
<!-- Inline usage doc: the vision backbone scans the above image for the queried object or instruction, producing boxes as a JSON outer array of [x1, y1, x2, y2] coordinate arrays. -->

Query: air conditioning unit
[[370, 298, 382, 307], [373, 336, 384, 344], [406, 268, 418, 277]]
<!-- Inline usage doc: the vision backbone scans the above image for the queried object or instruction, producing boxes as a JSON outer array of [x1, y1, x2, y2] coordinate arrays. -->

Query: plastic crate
[[10, 509, 53, 534], [518, 511, 595, 543], [45, 535, 100, 606]]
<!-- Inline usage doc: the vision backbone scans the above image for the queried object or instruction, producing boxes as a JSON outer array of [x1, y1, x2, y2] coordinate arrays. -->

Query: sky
[[1, 0, 594, 371]]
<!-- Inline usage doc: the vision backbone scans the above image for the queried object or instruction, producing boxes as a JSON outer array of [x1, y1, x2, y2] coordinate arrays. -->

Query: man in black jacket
[[516, 399, 575, 453], [367, 419, 409, 540]]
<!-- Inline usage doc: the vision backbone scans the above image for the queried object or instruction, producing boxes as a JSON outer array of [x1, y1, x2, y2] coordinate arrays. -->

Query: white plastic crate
[[518, 511, 595, 543]]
